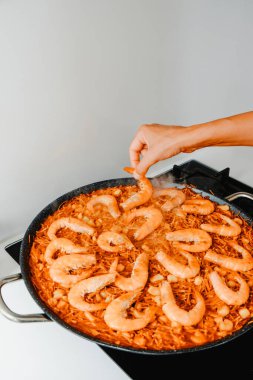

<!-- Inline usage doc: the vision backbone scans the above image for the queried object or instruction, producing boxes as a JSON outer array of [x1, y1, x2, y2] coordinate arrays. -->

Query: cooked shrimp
[[200, 214, 241, 237], [204, 242, 253, 272], [68, 272, 116, 312], [120, 167, 153, 211], [104, 291, 155, 331], [165, 229, 212, 252], [49, 254, 96, 288], [87, 195, 121, 219], [153, 188, 186, 212], [122, 207, 163, 240], [171, 207, 187, 218], [156, 250, 200, 279], [48, 217, 95, 240], [209, 271, 249, 306], [160, 281, 206, 326], [44, 238, 88, 264], [97, 231, 134, 252], [181, 199, 214, 215], [115, 252, 149, 291]]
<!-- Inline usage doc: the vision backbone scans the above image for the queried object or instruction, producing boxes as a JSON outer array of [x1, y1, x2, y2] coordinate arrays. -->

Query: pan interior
[[20, 179, 253, 354]]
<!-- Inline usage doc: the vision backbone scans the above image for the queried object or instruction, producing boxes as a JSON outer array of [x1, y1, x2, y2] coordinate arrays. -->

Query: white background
[[0, 1, 253, 380], [1, 0, 253, 241]]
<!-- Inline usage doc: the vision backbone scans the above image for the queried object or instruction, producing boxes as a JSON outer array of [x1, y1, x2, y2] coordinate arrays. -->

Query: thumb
[[135, 148, 158, 176]]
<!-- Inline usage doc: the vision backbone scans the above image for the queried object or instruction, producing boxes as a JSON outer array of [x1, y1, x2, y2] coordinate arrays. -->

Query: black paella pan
[[0, 177, 253, 355]]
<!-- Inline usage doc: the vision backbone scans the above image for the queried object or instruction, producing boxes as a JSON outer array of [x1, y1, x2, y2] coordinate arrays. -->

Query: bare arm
[[129, 111, 253, 175]]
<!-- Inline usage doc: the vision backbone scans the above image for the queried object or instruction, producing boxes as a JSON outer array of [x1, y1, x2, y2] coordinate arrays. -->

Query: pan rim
[[20, 177, 253, 355]]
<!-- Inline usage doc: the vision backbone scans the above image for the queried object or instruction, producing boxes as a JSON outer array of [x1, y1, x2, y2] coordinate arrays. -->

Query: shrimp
[[104, 291, 156, 331], [48, 217, 95, 240], [200, 214, 241, 237], [115, 252, 149, 291], [181, 199, 214, 215], [152, 188, 186, 212], [87, 195, 121, 219], [122, 207, 163, 240], [160, 281, 206, 326], [120, 167, 153, 211], [68, 272, 116, 312], [165, 228, 212, 252], [204, 241, 253, 272], [44, 238, 88, 264], [171, 207, 187, 218], [209, 271, 249, 305], [156, 250, 200, 279], [49, 254, 96, 288], [97, 231, 134, 252]]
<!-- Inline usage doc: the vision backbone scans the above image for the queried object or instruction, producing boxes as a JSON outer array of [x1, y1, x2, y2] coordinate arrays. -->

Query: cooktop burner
[[4, 160, 253, 378]]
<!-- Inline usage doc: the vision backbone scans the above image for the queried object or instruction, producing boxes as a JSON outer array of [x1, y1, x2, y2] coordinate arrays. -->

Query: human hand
[[129, 113, 253, 175], [129, 124, 196, 175]]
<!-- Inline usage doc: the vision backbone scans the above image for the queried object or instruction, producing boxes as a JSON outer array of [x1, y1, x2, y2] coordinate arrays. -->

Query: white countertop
[[0, 146, 253, 380]]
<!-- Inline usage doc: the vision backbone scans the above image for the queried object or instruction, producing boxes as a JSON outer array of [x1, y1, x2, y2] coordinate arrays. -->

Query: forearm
[[130, 111, 253, 175], [187, 111, 253, 150]]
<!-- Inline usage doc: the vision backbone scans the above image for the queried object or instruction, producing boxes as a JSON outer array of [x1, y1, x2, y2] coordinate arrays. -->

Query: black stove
[[4, 160, 253, 378]]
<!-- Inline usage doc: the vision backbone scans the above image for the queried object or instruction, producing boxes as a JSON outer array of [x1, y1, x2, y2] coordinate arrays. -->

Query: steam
[[151, 173, 177, 189]]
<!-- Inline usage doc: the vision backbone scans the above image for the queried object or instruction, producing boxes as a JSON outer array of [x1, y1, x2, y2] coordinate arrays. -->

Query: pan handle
[[0, 273, 51, 323], [225, 192, 253, 202]]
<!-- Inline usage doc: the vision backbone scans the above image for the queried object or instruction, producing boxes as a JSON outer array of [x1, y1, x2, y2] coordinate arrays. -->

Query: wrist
[[187, 118, 235, 149]]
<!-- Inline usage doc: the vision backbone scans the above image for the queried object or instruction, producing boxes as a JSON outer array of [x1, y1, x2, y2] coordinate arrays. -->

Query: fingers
[[129, 144, 141, 168], [140, 147, 148, 156], [129, 131, 145, 168], [129, 123, 186, 176], [129, 125, 158, 174], [136, 145, 179, 175], [135, 148, 158, 175]]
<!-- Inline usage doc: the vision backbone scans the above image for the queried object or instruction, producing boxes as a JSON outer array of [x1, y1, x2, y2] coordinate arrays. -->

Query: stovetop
[[3, 160, 253, 378]]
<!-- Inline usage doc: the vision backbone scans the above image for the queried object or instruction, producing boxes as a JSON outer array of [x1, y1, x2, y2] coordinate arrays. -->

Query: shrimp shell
[[115, 252, 149, 291], [156, 250, 200, 279], [48, 217, 95, 240], [44, 238, 88, 265], [181, 199, 214, 215], [68, 273, 116, 312], [204, 241, 253, 272], [97, 231, 134, 252], [123, 207, 163, 240], [153, 188, 186, 212], [160, 281, 206, 326], [87, 195, 121, 219], [120, 167, 153, 211], [209, 271, 249, 306], [49, 254, 96, 288], [200, 214, 241, 237], [104, 291, 156, 332], [166, 228, 212, 252]]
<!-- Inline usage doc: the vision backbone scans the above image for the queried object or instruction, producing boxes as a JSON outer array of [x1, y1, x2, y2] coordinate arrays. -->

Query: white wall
[[1, 0, 253, 240], [159, 0, 253, 124]]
